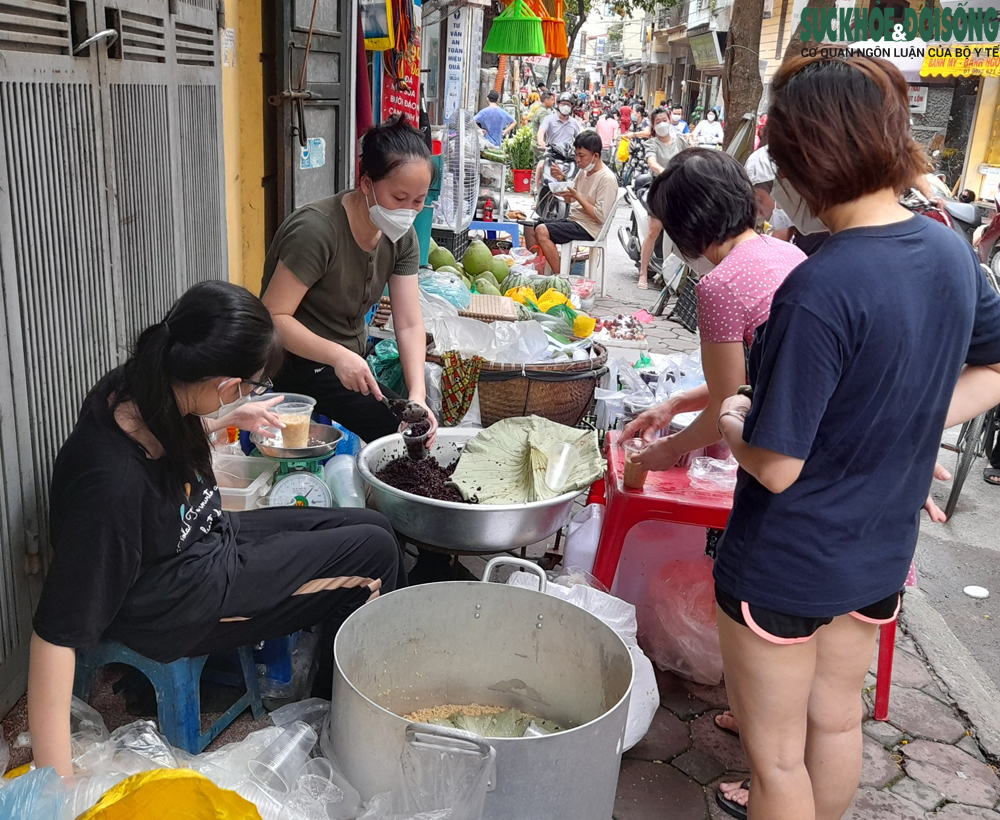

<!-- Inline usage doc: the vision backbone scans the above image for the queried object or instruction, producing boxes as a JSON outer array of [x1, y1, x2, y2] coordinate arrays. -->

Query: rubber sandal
[[984, 467, 1000, 486], [714, 710, 740, 738], [637, 280, 649, 290], [715, 779, 750, 820]]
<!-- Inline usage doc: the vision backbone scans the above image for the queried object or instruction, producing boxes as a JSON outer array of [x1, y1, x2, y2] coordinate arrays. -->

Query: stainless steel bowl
[[251, 422, 343, 459], [357, 429, 583, 552]]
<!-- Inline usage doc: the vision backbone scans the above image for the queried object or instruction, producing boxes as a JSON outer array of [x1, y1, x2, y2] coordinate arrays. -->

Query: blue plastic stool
[[74, 642, 264, 754], [253, 632, 300, 685]]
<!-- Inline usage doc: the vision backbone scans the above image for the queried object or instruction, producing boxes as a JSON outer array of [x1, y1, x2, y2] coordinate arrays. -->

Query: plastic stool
[[74, 642, 264, 754], [253, 632, 301, 685], [592, 432, 732, 588]]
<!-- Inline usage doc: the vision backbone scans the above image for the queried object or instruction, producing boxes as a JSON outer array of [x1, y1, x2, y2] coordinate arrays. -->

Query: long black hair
[[109, 281, 282, 488]]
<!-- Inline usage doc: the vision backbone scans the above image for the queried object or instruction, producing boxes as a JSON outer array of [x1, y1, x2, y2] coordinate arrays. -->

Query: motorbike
[[975, 192, 1000, 276], [617, 169, 685, 315], [616, 136, 648, 188], [900, 184, 984, 246], [534, 142, 579, 222]]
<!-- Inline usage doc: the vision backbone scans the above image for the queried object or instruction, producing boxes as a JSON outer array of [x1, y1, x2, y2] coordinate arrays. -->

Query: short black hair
[[648, 148, 757, 259], [541, 91, 555, 102], [487, 90, 499, 102], [650, 106, 669, 124], [671, 105, 684, 114], [360, 114, 433, 182], [574, 130, 603, 155]]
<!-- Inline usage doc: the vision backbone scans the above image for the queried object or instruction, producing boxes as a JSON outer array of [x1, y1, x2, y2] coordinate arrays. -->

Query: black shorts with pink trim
[[715, 584, 902, 646]]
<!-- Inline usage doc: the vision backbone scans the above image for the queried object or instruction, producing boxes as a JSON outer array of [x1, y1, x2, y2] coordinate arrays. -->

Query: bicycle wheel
[[945, 412, 987, 520]]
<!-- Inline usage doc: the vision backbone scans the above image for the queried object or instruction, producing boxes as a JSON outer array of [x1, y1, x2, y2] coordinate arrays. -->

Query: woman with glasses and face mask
[[28, 282, 402, 777], [261, 115, 438, 448], [693, 109, 724, 147]]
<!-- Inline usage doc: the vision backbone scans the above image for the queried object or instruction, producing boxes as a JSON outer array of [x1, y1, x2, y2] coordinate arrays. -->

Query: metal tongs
[[381, 396, 429, 424]]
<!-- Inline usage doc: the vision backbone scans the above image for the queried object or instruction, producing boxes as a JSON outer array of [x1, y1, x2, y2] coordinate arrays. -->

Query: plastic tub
[[212, 454, 278, 511]]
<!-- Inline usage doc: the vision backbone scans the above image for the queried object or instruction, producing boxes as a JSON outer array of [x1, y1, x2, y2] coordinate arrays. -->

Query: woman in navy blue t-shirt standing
[[712, 55, 1000, 820]]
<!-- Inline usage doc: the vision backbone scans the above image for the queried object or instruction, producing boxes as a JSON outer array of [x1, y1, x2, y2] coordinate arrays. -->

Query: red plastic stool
[[592, 432, 733, 589], [873, 560, 918, 721]]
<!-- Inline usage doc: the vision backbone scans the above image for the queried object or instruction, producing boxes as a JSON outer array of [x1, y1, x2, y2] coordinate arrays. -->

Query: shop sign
[[382, 57, 421, 123], [690, 32, 722, 69], [908, 85, 928, 114], [922, 48, 1000, 78], [464, 6, 483, 112], [443, 8, 466, 122]]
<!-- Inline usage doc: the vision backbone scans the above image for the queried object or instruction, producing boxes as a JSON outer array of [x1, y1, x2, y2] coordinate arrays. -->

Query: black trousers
[[273, 352, 401, 443], [188, 506, 403, 698]]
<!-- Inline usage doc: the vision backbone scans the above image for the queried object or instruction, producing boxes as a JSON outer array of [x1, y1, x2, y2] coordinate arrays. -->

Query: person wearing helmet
[[535, 92, 583, 195]]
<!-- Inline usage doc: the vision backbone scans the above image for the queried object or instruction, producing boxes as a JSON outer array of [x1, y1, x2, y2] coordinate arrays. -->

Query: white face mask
[[670, 114, 681, 124], [771, 177, 827, 235], [196, 379, 250, 420], [580, 159, 596, 173], [654, 122, 671, 137], [707, 114, 717, 122], [365, 187, 419, 243], [682, 255, 716, 276], [558, 104, 572, 116]]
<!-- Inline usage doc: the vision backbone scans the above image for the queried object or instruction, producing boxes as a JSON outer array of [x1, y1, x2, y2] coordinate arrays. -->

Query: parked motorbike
[[975, 192, 1000, 276], [900, 185, 984, 245], [535, 142, 579, 221], [617, 137, 648, 188]]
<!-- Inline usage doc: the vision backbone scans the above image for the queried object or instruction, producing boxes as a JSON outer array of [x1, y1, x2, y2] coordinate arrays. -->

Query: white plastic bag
[[562, 504, 604, 575], [655, 350, 705, 401], [595, 356, 654, 430], [426, 317, 549, 364], [638, 555, 724, 685], [688, 454, 738, 491], [507, 572, 659, 750]]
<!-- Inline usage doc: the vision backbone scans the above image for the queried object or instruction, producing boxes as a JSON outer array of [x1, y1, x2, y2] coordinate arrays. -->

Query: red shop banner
[[381, 54, 420, 122]]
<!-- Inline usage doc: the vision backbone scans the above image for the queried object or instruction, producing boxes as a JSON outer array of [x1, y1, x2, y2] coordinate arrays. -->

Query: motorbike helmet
[[557, 92, 574, 104]]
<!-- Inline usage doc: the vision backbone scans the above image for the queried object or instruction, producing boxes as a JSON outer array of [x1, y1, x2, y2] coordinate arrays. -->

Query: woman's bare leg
[[717, 606, 818, 820], [806, 614, 878, 820], [639, 216, 662, 288]]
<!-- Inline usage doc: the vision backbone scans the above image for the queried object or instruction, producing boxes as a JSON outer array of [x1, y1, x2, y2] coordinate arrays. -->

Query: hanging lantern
[[483, 0, 546, 56]]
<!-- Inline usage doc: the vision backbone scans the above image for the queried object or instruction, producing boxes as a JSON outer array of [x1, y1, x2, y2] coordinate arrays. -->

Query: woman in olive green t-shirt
[[261, 116, 438, 445]]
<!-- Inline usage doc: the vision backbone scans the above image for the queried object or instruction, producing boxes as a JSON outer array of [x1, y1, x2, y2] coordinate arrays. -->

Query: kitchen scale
[[250, 423, 343, 508]]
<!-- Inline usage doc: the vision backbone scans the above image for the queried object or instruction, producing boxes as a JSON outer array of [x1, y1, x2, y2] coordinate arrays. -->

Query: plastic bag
[[688, 455, 739, 492], [74, 720, 180, 777], [367, 340, 406, 396], [562, 504, 605, 575], [506, 572, 658, 750], [426, 316, 548, 364], [418, 270, 472, 310], [0, 767, 66, 818], [424, 362, 443, 421], [654, 350, 705, 401], [270, 697, 331, 736], [638, 555, 724, 685], [70, 696, 110, 759], [594, 356, 654, 430]]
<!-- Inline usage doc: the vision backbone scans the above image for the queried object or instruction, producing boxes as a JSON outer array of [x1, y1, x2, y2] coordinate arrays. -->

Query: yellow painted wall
[[760, 0, 795, 86], [221, 0, 267, 295]]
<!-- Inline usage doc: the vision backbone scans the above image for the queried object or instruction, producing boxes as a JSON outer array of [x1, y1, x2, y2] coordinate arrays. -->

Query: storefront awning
[[922, 49, 1000, 78]]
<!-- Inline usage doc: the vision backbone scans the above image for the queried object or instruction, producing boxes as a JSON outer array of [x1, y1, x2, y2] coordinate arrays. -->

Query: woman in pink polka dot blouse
[[623, 148, 806, 470]]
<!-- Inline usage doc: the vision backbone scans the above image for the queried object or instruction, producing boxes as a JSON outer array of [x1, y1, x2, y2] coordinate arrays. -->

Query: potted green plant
[[504, 126, 536, 193]]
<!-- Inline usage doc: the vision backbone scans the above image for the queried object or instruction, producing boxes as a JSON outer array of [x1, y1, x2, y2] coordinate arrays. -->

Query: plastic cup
[[545, 442, 581, 492], [400, 420, 430, 461], [323, 454, 366, 508], [247, 720, 318, 793], [622, 437, 649, 490], [275, 398, 316, 449]]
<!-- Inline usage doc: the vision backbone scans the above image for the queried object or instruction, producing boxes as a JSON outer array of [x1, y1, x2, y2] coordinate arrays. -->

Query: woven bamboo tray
[[372, 294, 518, 328]]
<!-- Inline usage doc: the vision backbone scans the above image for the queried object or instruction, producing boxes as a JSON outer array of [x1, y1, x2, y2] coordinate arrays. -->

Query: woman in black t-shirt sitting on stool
[[28, 281, 401, 776]]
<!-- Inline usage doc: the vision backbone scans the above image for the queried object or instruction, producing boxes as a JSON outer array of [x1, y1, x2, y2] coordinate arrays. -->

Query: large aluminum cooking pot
[[356, 428, 582, 551], [329, 558, 633, 820]]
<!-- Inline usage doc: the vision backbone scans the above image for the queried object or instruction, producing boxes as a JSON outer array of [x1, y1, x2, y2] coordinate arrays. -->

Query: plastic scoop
[[382, 396, 428, 424]]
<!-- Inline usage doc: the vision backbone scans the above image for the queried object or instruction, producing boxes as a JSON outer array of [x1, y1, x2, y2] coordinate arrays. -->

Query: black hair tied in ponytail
[[110, 281, 282, 488]]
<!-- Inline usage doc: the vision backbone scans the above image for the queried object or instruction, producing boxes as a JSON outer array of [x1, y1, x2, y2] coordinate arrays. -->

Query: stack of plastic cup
[[544, 442, 581, 492], [247, 720, 317, 793]]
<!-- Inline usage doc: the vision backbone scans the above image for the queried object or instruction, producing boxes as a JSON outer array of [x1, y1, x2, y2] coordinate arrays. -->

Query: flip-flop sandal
[[714, 710, 740, 737], [984, 467, 1000, 486], [637, 280, 649, 290], [715, 779, 750, 820]]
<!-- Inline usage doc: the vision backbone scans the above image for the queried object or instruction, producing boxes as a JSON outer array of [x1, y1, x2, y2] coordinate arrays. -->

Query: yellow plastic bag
[[573, 314, 597, 338], [617, 138, 630, 163], [505, 286, 538, 305], [79, 768, 261, 820], [536, 288, 569, 313]]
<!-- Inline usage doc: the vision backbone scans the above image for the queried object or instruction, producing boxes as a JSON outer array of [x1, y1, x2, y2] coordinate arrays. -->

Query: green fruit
[[475, 278, 502, 297], [477, 270, 500, 290], [429, 247, 456, 270], [462, 240, 494, 276], [490, 258, 510, 284], [429, 237, 438, 250], [436, 265, 461, 277]]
